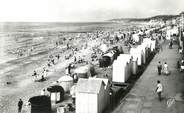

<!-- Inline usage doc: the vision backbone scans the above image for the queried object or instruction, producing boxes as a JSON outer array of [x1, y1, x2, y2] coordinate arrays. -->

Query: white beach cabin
[[76, 78, 110, 113], [112, 54, 132, 83], [137, 45, 146, 65], [132, 57, 138, 75], [130, 48, 143, 66], [150, 40, 156, 52], [142, 38, 152, 59]]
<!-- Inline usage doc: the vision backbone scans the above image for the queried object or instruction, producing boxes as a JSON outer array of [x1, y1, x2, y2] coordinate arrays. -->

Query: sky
[[0, 0, 183, 22]]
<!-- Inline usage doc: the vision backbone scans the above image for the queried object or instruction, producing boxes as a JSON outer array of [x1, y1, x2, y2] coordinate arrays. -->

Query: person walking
[[155, 80, 163, 102], [169, 39, 173, 49], [157, 61, 162, 75], [163, 62, 169, 75], [159, 43, 163, 52], [18, 98, 23, 113]]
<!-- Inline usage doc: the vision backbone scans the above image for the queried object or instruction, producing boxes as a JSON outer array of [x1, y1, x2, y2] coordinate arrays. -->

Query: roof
[[74, 65, 89, 74], [89, 78, 109, 89], [47, 85, 64, 93], [58, 75, 73, 82], [76, 78, 105, 94]]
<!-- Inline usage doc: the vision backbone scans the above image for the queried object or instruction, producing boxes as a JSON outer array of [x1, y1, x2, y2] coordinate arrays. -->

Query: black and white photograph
[[0, 0, 184, 113]]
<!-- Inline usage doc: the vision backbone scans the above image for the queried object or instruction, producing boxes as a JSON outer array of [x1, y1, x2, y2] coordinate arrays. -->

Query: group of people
[[32, 54, 61, 82], [157, 61, 170, 76], [32, 68, 47, 82]]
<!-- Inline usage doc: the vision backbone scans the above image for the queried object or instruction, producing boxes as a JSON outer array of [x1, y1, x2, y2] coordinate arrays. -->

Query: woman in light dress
[[162, 62, 170, 75]]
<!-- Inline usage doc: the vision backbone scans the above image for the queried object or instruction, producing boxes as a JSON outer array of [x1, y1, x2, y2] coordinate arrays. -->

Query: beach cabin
[[137, 45, 147, 65], [99, 56, 111, 67], [166, 29, 172, 40], [150, 40, 156, 52], [130, 48, 143, 66], [132, 57, 138, 75], [99, 49, 118, 67], [47, 85, 65, 103], [57, 76, 74, 93], [103, 52, 114, 64], [138, 44, 148, 64], [166, 27, 179, 40], [143, 38, 152, 48], [119, 54, 133, 76], [144, 38, 152, 46], [76, 78, 110, 113], [88, 78, 110, 108], [29, 96, 51, 113], [143, 38, 152, 58], [172, 26, 179, 36], [112, 54, 132, 83]]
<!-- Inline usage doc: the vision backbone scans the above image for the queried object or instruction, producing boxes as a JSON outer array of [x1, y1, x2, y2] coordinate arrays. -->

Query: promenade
[[112, 40, 184, 113]]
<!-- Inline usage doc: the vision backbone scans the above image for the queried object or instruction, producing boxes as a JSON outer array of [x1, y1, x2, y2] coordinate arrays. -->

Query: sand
[[0, 22, 148, 113]]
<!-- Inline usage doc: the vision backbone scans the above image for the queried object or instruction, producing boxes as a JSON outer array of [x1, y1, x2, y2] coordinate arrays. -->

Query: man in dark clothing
[[169, 40, 173, 49], [18, 99, 23, 113], [157, 61, 162, 75], [68, 64, 71, 74]]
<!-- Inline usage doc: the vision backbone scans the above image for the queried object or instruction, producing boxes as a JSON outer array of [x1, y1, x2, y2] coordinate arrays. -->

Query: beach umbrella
[[100, 44, 108, 53]]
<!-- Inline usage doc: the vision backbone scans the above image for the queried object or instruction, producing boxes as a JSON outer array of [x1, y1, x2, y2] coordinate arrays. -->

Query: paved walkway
[[113, 40, 184, 113]]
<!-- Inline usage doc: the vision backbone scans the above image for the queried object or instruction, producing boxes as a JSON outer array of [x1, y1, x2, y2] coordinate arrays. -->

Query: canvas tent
[[74, 65, 89, 78], [57, 76, 73, 92]]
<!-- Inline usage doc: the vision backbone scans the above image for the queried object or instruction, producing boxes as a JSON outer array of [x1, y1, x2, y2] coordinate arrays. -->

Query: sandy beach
[[0, 22, 148, 113]]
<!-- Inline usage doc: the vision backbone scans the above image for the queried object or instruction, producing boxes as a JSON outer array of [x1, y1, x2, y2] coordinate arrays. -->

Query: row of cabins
[[74, 32, 157, 113], [113, 38, 156, 83]]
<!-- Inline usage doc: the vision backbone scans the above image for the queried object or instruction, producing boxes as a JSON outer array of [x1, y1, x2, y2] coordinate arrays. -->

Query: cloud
[[0, 0, 183, 22]]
